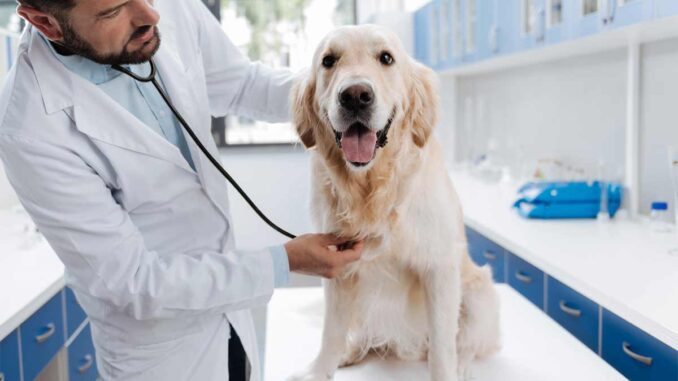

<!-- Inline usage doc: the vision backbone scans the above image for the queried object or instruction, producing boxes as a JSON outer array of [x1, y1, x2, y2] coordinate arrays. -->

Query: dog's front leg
[[423, 264, 461, 381], [288, 278, 355, 381]]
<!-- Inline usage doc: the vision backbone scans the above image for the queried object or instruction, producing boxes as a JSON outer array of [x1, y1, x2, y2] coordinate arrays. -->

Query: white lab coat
[[0, 0, 296, 380]]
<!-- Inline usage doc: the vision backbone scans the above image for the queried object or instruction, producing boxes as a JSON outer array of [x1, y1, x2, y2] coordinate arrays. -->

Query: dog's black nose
[[339, 83, 374, 111]]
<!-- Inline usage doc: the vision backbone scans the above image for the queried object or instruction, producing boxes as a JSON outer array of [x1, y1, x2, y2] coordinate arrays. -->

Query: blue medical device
[[513, 181, 623, 219]]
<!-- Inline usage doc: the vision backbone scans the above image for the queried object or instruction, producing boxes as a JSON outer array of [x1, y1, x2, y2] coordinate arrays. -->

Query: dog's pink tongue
[[341, 128, 377, 163]]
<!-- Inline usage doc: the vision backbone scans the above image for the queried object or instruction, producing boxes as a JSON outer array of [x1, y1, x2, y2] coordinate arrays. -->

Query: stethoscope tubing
[[112, 60, 297, 239]]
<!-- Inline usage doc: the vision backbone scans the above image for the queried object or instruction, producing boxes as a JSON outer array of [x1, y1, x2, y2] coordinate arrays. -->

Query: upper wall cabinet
[[656, 0, 678, 18], [413, 0, 670, 72]]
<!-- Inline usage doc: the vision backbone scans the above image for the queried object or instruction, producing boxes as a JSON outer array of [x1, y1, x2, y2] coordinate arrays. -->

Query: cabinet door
[[414, 4, 431, 65], [68, 325, 98, 381], [66, 287, 87, 339], [20, 292, 65, 381], [602, 309, 677, 380], [496, 0, 522, 54], [507, 252, 544, 309], [516, 0, 546, 50], [470, 0, 499, 61], [608, 0, 654, 28], [0, 330, 21, 381], [465, 227, 505, 282], [571, 0, 604, 38], [546, 276, 599, 353], [657, 0, 678, 18], [544, 0, 571, 44]]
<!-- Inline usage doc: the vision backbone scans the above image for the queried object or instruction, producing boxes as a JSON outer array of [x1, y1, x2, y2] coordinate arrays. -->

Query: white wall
[[640, 37, 678, 216], [450, 48, 628, 190]]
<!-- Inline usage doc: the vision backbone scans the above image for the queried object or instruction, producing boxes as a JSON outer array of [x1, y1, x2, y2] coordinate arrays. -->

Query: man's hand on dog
[[285, 234, 364, 279]]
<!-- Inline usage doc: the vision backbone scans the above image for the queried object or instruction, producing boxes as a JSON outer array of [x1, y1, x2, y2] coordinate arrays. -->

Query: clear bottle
[[649, 202, 673, 233]]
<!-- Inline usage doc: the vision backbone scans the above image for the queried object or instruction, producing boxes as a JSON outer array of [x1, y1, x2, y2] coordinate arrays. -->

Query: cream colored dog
[[289, 25, 501, 381]]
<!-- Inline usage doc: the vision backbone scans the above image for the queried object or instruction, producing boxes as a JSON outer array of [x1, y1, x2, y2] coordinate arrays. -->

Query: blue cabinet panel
[[496, 0, 521, 54], [507, 252, 544, 309], [602, 309, 678, 381], [544, 0, 571, 44], [20, 292, 65, 381], [68, 325, 98, 381], [414, 4, 432, 65], [609, 0, 654, 29], [465, 227, 505, 282], [657, 0, 678, 18], [66, 287, 87, 339], [571, 0, 604, 38], [546, 276, 599, 353], [0, 330, 21, 381]]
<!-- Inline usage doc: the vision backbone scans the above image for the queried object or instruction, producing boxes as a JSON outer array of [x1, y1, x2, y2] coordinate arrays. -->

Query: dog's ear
[[406, 61, 439, 148], [291, 72, 318, 149]]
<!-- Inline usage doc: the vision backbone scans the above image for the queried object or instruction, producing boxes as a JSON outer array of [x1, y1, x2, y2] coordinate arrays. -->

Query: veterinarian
[[0, 0, 364, 380]]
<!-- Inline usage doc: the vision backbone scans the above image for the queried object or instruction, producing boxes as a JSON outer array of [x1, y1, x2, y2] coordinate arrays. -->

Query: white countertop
[[264, 285, 625, 381], [449, 169, 678, 350], [0, 209, 65, 341]]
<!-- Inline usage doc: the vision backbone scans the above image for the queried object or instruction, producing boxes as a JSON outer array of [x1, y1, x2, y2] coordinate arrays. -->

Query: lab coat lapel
[[71, 80, 197, 175], [152, 45, 211, 189]]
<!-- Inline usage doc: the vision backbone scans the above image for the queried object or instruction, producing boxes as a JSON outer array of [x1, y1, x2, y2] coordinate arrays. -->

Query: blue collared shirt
[[41, 34, 290, 288]]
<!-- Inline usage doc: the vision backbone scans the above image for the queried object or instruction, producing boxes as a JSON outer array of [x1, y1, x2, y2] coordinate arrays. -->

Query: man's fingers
[[336, 240, 364, 263]]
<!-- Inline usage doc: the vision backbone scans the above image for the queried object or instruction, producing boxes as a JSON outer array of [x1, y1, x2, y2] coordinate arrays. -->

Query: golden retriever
[[289, 24, 501, 381]]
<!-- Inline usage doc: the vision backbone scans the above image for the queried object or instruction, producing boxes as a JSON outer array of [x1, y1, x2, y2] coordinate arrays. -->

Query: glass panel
[[523, 0, 536, 34], [465, 0, 477, 53], [583, 0, 598, 16], [452, 0, 463, 57], [548, 0, 563, 27]]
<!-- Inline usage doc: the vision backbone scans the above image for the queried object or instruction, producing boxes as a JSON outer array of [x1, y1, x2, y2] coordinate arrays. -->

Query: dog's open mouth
[[334, 110, 395, 167]]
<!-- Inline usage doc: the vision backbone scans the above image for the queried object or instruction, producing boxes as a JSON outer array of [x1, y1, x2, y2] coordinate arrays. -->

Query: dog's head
[[292, 25, 438, 171]]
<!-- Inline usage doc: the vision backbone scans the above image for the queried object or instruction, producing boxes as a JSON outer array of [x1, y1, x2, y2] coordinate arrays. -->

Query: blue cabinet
[[68, 325, 97, 381], [657, 0, 678, 18], [496, 0, 521, 54], [21, 293, 66, 381], [602, 309, 678, 380], [543, 0, 571, 44], [466, 227, 506, 282], [507, 252, 544, 309], [0, 330, 21, 381], [608, 0, 654, 29], [414, 3, 434, 66], [65, 288, 87, 339], [547, 276, 599, 353]]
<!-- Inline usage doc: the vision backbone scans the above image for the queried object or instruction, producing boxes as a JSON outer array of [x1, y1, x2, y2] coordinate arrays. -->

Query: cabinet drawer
[[507, 252, 544, 309], [465, 226, 505, 283], [0, 330, 21, 381], [68, 324, 98, 381], [602, 309, 677, 381], [20, 292, 65, 381], [546, 276, 599, 353], [66, 287, 87, 339]]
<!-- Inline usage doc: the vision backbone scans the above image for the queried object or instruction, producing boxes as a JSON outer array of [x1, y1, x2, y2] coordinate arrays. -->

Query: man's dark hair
[[18, 0, 76, 21]]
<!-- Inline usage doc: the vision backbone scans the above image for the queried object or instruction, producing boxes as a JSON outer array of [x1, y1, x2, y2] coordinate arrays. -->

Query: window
[[216, 0, 356, 147]]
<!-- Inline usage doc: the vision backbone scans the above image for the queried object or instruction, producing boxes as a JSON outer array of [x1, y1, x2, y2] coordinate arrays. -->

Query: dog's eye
[[322, 55, 337, 69], [379, 52, 394, 66]]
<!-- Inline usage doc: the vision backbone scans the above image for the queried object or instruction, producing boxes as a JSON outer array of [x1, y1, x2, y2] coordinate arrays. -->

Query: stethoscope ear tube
[[112, 60, 297, 239]]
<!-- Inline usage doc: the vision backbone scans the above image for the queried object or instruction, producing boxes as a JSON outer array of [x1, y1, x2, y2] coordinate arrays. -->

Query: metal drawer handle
[[559, 300, 582, 318], [35, 323, 56, 343], [622, 342, 653, 366], [483, 251, 497, 260], [515, 271, 532, 283], [78, 354, 94, 374]]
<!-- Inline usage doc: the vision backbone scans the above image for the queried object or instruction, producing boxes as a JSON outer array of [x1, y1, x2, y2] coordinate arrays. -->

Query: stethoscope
[[112, 59, 297, 239]]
